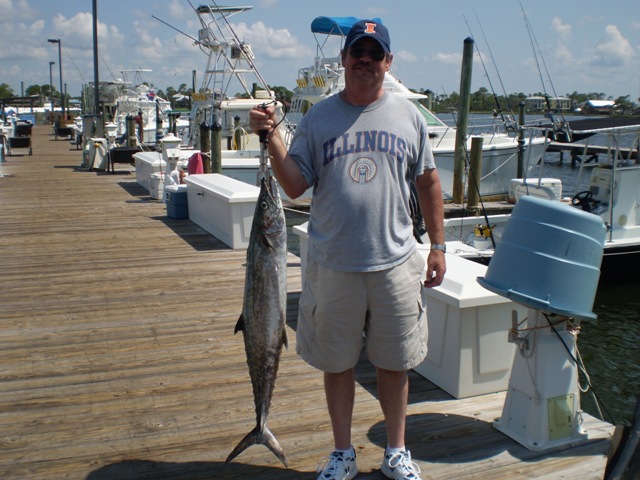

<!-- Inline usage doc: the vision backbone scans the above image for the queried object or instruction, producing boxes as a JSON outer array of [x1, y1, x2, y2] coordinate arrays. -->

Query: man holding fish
[[250, 19, 446, 480]]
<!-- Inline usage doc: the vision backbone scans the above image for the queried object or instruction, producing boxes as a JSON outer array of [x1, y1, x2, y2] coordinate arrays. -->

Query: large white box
[[414, 251, 527, 398], [134, 151, 165, 192], [508, 177, 562, 203], [134, 149, 198, 192], [293, 222, 526, 398], [184, 174, 259, 249]]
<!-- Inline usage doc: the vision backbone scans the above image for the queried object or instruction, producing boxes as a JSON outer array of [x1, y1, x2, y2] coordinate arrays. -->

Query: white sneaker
[[381, 449, 422, 480], [317, 446, 358, 480]]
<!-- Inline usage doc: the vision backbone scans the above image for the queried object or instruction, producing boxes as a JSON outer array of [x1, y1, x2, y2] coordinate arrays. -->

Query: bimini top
[[310, 16, 383, 37]]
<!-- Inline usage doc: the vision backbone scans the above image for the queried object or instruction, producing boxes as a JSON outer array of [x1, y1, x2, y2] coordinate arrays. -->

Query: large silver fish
[[226, 175, 288, 467]]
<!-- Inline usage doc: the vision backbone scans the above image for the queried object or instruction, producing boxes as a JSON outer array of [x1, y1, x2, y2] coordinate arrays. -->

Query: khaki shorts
[[296, 250, 428, 373]]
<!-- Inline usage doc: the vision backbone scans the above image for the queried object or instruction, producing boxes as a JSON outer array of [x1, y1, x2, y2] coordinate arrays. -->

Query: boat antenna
[[463, 14, 516, 133], [520, 2, 572, 141], [151, 14, 199, 43]]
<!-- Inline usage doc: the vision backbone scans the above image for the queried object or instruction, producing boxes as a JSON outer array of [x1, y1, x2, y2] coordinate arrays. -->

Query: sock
[[335, 446, 354, 456], [386, 445, 406, 457]]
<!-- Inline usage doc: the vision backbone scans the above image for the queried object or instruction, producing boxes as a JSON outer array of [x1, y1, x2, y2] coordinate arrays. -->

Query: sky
[[1, 0, 639, 104]]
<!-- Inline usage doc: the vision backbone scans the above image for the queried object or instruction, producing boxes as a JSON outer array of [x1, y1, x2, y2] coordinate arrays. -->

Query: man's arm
[[415, 168, 446, 287], [249, 105, 309, 199]]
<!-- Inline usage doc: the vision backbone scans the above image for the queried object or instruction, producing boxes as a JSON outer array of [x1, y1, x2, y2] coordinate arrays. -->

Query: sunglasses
[[349, 46, 386, 62]]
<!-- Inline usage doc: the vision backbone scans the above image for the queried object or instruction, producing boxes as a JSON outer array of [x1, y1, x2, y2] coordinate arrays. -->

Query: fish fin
[[261, 235, 275, 251], [282, 328, 288, 350], [225, 425, 288, 468], [234, 315, 244, 334]]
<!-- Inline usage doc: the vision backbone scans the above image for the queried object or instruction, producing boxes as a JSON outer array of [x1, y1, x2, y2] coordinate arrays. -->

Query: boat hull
[[435, 136, 548, 199]]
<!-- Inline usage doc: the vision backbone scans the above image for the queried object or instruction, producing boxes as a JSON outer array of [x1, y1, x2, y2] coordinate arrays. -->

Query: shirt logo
[[349, 157, 377, 184]]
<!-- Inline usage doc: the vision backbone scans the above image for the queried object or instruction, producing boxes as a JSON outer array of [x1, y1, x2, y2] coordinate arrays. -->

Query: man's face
[[342, 37, 392, 90]]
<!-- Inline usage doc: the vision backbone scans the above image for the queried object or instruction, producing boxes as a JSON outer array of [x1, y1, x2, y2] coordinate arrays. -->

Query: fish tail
[[225, 425, 288, 467]]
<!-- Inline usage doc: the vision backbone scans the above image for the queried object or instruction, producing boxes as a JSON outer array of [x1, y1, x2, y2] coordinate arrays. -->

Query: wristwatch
[[430, 243, 446, 253]]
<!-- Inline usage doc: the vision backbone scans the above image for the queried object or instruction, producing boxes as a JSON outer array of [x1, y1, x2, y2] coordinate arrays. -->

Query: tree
[[0, 83, 15, 98], [614, 95, 634, 113]]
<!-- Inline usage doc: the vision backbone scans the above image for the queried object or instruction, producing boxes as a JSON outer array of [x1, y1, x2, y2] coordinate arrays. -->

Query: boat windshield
[[412, 100, 448, 128]]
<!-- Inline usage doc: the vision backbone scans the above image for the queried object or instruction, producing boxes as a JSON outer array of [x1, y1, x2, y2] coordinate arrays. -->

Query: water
[[583, 283, 640, 426], [284, 114, 640, 427]]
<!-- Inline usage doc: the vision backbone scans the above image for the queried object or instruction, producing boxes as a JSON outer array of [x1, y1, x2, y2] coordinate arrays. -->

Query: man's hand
[[249, 104, 276, 136], [424, 250, 445, 288]]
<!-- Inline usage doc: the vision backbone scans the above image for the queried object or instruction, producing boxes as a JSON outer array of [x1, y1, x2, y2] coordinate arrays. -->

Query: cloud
[[590, 24, 634, 67], [231, 21, 312, 60], [551, 17, 571, 39], [52, 12, 125, 46], [0, 0, 35, 20], [395, 50, 418, 62], [432, 52, 462, 65]]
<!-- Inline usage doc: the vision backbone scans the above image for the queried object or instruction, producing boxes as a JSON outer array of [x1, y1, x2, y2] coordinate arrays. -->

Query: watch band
[[430, 243, 446, 253]]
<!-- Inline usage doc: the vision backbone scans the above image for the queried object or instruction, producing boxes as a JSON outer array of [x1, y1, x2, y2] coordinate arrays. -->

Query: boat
[[107, 69, 173, 145], [286, 16, 549, 200], [140, 4, 303, 198], [435, 121, 640, 280]]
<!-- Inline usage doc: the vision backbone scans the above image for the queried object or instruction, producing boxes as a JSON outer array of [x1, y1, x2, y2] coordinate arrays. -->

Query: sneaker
[[381, 449, 421, 480], [316, 447, 358, 480]]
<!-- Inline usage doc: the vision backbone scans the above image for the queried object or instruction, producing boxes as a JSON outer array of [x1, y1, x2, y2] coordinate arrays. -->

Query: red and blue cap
[[344, 20, 391, 53]]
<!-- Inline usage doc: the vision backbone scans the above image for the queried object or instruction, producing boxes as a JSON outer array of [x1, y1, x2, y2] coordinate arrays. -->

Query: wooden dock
[[0, 125, 616, 479]]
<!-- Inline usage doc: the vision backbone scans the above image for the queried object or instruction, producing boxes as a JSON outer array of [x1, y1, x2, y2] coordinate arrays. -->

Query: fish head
[[254, 176, 286, 238]]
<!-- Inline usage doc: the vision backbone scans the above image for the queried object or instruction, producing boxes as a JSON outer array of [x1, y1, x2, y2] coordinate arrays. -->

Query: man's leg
[[325, 368, 356, 450], [376, 367, 408, 448]]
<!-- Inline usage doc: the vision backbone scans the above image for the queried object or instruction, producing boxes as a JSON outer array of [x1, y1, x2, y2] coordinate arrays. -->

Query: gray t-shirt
[[290, 91, 436, 272]]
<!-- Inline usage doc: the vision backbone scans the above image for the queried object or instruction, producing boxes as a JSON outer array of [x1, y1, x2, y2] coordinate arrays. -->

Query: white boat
[[181, 5, 284, 153], [434, 121, 640, 281], [145, 4, 310, 199], [107, 69, 173, 145], [133, 6, 286, 198], [287, 16, 549, 200]]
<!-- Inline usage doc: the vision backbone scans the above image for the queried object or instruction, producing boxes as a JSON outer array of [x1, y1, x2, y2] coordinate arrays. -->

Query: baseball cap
[[344, 19, 390, 54]]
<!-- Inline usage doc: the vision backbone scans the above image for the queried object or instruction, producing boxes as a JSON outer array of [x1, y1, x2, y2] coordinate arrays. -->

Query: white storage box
[[149, 173, 164, 200], [184, 174, 259, 249], [414, 250, 527, 398], [293, 222, 526, 398], [134, 151, 165, 192], [509, 178, 562, 203]]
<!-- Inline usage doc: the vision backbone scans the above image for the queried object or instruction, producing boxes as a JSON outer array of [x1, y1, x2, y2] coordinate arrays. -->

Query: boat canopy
[[310, 16, 383, 37]]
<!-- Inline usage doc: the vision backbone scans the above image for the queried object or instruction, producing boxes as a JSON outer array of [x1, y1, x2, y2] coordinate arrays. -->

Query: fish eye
[[260, 201, 268, 209]]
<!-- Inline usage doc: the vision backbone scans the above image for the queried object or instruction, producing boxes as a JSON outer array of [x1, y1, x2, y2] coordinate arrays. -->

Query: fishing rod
[[463, 14, 516, 133], [470, 7, 518, 130], [151, 14, 199, 43], [520, 2, 572, 141], [439, 84, 497, 249]]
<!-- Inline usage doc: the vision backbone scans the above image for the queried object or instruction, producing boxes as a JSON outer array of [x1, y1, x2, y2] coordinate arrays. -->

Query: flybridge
[[195, 5, 253, 15]]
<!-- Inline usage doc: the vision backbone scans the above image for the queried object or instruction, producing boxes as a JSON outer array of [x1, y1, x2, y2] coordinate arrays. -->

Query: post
[[466, 137, 483, 214], [517, 102, 526, 178], [453, 37, 474, 204], [200, 121, 211, 173], [155, 99, 162, 142], [126, 115, 136, 148], [92, 0, 101, 116], [49, 61, 55, 125], [48, 39, 64, 119], [210, 114, 222, 174]]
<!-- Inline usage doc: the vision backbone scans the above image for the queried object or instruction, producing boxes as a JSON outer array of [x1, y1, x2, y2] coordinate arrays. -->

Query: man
[[250, 19, 445, 480]]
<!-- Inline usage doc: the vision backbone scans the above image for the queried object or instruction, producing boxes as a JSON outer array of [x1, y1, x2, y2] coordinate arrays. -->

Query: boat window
[[412, 101, 447, 128]]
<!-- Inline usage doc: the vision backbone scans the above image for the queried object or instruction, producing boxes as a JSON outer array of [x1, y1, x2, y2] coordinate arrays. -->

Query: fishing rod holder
[[477, 196, 606, 451]]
